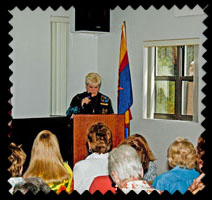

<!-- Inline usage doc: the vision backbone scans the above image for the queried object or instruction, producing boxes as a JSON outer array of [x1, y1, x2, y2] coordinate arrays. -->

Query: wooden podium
[[73, 114, 125, 166]]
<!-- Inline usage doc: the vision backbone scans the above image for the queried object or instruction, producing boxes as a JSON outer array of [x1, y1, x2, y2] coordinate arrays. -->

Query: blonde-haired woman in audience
[[119, 134, 157, 183], [152, 137, 200, 194], [23, 130, 73, 194]]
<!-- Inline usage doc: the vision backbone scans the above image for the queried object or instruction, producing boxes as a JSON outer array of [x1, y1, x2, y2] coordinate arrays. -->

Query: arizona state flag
[[118, 22, 133, 138]]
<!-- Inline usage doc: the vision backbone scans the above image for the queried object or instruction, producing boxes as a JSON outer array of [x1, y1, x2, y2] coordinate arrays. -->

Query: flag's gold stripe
[[119, 24, 127, 65], [125, 110, 130, 124]]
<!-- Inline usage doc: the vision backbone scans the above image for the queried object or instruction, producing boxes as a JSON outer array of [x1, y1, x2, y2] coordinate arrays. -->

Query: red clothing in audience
[[89, 175, 116, 194]]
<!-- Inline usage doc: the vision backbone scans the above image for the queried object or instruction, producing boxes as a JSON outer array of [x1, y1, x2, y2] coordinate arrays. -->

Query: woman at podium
[[66, 72, 114, 117]]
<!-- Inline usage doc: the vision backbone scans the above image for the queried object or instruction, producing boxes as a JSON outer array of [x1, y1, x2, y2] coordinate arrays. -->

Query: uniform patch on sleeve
[[101, 95, 109, 103]]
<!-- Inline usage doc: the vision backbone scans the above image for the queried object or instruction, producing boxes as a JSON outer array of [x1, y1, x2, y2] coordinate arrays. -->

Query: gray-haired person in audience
[[108, 145, 161, 194]]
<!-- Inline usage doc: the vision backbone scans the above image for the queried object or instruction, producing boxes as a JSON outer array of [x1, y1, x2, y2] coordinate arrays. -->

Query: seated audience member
[[89, 133, 157, 194], [8, 142, 26, 177], [196, 136, 205, 172], [10, 177, 51, 195], [7, 143, 51, 195], [188, 135, 206, 194], [108, 145, 161, 194], [8, 142, 27, 194], [73, 122, 112, 194], [23, 130, 73, 194], [152, 137, 200, 195], [120, 134, 157, 183]]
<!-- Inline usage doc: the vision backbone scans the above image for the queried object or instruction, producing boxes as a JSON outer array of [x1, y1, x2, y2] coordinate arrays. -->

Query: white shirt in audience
[[73, 152, 109, 194]]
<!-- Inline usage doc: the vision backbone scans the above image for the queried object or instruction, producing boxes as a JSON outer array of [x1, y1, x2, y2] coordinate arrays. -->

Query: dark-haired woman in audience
[[188, 135, 205, 194]]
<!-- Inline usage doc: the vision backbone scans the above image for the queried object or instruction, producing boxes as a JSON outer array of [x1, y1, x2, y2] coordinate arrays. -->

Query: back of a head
[[197, 135, 205, 171], [108, 145, 142, 183], [197, 136, 205, 156], [120, 134, 155, 170], [23, 130, 70, 184], [8, 143, 26, 177], [87, 122, 112, 154], [30, 130, 63, 163], [14, 177, 51, 195], [168, 137, 197, 169]]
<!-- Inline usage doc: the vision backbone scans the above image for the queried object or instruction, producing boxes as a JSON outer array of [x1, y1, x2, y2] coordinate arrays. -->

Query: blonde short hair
[[23, 130, 70, 184], [168, 137, 197, 169], [85, 72, 101, 87]]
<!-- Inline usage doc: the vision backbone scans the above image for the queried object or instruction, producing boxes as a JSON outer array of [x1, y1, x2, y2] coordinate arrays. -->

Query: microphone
[[87, 92, 92, 99], [82, 93, 92, 108]]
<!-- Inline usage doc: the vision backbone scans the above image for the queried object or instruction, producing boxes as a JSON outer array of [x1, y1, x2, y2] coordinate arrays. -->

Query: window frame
[[143, 38, 200, 122]]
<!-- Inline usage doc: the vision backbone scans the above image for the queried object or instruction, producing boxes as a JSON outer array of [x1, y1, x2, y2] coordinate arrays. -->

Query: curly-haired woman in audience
[[8, 142, 27, 194], [74, 122, 113, 194], [119, 134, 157, 183], [23, 130, 73, 194], [8, 142, 26, 177], [152, 137, 200, 194]]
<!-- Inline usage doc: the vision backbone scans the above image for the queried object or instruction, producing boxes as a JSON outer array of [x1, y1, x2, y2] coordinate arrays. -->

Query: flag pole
[[123, 21, 126, 39]]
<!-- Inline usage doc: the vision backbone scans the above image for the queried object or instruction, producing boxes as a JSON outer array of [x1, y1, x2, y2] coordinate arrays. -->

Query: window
[[144, 39, 199, 121]]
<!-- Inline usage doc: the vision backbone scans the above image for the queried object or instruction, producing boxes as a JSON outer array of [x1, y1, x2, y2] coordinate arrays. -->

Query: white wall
[[67, 33, 98, 107], [97, 33, 118, 112], [10, 8, 72, 118], [10, 6, 207, 174]]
